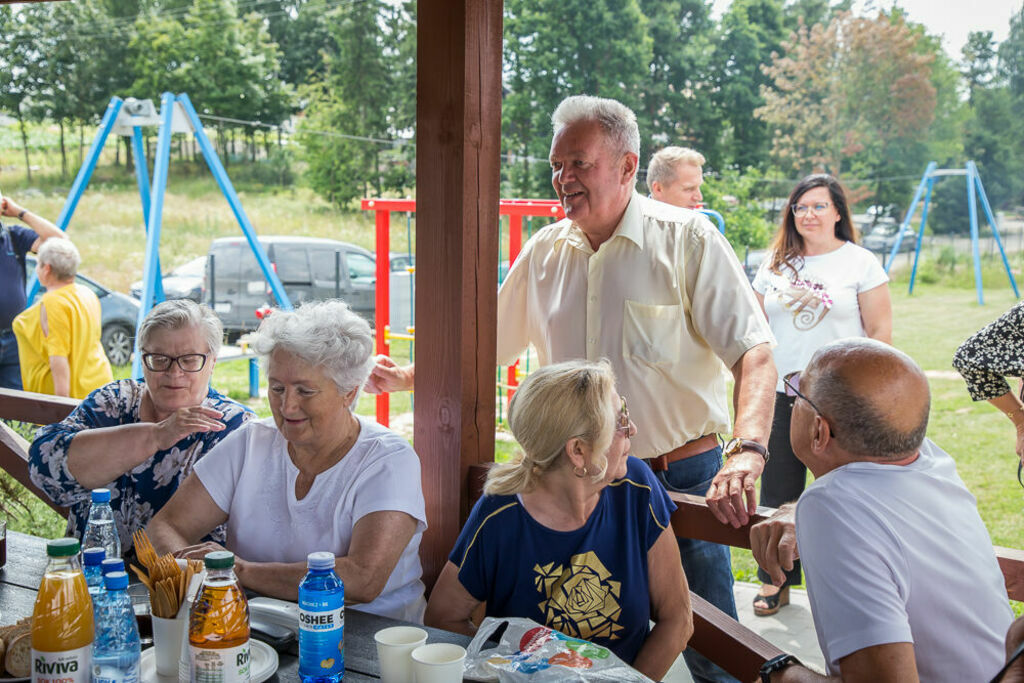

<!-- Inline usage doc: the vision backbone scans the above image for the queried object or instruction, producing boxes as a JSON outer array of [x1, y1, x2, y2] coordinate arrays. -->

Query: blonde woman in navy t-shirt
[[425, 360, 692, 682], [750, 174, 892, 616]]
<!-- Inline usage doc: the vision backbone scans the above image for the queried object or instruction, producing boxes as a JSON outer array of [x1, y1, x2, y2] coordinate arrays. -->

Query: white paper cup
[[151, 614, 186, 677], [411, 643, 467, 683], [374, 626, 428, 683]]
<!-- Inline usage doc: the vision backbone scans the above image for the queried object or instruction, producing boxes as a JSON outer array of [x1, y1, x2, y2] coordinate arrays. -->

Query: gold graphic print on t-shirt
[[779, 276, 833, 331], [534, 551, 624, 641]]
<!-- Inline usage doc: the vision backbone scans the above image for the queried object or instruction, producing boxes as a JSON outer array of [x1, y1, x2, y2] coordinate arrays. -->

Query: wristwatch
[[723, 437, 769, 462], [759, 653, 802, 682]]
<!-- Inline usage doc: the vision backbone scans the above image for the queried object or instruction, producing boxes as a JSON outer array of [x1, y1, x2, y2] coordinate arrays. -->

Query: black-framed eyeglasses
[[617, 396, 630, 435], [783, 371, 837, 437], [141, 352, 209, 373], [791, 201, 832, 217]]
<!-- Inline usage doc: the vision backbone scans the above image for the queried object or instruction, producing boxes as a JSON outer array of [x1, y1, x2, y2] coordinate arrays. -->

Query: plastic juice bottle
[[31, 537, 94, 683], [189, 551, 251, 682], [298, 552, 344, 683]]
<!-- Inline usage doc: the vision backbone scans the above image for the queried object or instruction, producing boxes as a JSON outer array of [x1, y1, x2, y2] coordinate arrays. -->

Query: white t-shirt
[[194, 415, 428, 622], [752, 242, 887, 392], [795, 439, 1012, 682]]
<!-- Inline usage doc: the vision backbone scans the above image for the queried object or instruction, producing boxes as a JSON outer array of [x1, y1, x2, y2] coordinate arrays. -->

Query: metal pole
[[888, 161, 935, 276], [908, 178, 934, 295], [131, 126, 163, 305], [967, 162, 984, 305], [176, 93, 292, 312], [132, 92, 176, 379], [27, 97, 124, 301], [971, 161, 1019, 298]]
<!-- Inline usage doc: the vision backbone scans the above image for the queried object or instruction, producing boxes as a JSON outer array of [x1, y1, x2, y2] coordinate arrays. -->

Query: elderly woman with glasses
[[749, 173, 892, 615], [425, 360, 692, 681], [147, 300, 428, 621], [29, 299, 252, 557]]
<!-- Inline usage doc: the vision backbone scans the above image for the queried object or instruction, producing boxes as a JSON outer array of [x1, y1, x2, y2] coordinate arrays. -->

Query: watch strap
[[726, 437, 769, 461], [17, 209, 26, 221], [759, 653, 801, 683]]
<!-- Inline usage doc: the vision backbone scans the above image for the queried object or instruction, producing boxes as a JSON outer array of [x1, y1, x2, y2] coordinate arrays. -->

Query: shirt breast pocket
[[623, 300, 682, 366]]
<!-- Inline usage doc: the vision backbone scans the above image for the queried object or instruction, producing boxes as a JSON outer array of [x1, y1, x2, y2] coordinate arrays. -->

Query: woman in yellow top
[[13, 238, 112, 398]]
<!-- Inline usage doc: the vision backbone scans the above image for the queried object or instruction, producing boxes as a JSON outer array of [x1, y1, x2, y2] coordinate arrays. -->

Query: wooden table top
[[0, 531, 473, 681]]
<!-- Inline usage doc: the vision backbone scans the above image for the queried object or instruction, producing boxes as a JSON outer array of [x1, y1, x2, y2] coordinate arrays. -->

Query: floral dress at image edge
[[28, 379, 253, 552]]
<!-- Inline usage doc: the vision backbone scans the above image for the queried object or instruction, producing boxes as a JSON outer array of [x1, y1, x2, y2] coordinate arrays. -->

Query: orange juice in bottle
[[31, 537, 94, 683], [189, 551, 250, 681]]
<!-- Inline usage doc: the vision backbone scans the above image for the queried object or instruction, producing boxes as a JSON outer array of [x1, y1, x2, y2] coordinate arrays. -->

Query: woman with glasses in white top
[[750, 173, 892, 615], [28, 299, 253, 558]]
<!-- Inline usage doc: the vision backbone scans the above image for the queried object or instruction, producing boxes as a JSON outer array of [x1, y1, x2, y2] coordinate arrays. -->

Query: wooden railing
[[0, 388, 75, 516], [4, 391, 1024, 681]]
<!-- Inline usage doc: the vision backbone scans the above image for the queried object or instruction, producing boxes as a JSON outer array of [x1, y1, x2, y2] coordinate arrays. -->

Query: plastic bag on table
[[463, 616, 654, 682]]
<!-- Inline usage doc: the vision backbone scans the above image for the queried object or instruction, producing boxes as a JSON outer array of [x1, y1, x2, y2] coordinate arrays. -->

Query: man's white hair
[[551, 95, 640, 158], [646, 146, 706, 189]]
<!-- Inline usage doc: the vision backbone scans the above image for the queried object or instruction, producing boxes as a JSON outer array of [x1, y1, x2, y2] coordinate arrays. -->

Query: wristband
[[17, 209, 26, 221]]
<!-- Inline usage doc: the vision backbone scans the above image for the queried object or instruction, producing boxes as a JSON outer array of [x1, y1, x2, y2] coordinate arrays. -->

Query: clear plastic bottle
[[92, 571, 141, 683], [298, 552, 345, 683], [189, 551, 250, 681], [31, 537, 94, 683], [83, 547, 106, 596], [82, 488, 121, 560]]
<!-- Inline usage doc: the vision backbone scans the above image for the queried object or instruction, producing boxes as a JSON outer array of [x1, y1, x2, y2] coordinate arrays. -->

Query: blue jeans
[[655, 447, 740, 683], [0, 329, 21, 390]]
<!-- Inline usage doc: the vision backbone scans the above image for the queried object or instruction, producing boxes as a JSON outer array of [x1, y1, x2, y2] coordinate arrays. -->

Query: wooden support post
[[414, 0, 503, 590]]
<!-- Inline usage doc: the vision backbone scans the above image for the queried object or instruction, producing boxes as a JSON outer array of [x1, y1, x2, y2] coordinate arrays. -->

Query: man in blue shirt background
[[0, 191, 65, 389]]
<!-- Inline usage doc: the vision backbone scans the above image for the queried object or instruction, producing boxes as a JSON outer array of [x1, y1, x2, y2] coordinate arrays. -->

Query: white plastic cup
[[411, 643, 467, 683], [151, 613, 186, 677], [374, 626, 428, 683]]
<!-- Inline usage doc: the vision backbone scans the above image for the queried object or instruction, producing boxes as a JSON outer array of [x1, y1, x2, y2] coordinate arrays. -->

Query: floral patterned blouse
[[953, 300, 1024, 401], [29, 379, 253, 554]]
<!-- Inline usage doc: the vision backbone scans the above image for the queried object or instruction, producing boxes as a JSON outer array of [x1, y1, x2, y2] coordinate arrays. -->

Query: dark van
[[206, 236, 412, 339]]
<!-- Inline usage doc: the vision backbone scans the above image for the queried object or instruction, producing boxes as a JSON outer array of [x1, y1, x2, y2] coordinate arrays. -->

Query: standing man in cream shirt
[[368, 96, 776, 683]]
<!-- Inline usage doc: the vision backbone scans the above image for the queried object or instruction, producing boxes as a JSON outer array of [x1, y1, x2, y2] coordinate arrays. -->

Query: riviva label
[[190, 641, 251, 682], [31, 644, 91, 683]]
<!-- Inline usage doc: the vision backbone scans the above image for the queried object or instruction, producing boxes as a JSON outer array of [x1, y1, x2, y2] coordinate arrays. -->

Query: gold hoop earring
[[572, 465, 588, 478]]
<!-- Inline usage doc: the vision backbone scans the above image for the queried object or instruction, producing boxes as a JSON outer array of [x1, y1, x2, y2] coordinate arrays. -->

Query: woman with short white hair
[[13, 238, 111, 398], [148, 300, 428, 621]]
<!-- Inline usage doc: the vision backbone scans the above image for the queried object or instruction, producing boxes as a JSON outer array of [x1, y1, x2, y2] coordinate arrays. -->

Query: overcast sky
[[712, 0, 1020, 59]]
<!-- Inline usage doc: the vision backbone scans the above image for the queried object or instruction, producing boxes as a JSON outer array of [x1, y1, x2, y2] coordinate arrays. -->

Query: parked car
[[862, 222, 917, 254], [26, 255, 141, 367], [205, 236, 413, 339], [742, 248, 768, 283], [130, 256, 206, 302]]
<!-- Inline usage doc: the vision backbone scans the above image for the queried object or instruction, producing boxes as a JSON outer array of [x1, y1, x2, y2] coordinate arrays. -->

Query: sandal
[[753, 585, 790, 617]]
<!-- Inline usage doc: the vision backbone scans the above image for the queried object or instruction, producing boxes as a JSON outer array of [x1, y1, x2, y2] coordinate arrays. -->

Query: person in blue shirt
[[29, 300, 253, 558], [0, 192, 66, 389], [425, 360, 692, 681]]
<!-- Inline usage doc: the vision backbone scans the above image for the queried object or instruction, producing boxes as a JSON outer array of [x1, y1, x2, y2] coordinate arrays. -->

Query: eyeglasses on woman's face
[[783, 371, 837, 437], [616, 396, 631, 435], [791, 201, 832, 217], [141, 352, 209, 373]]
